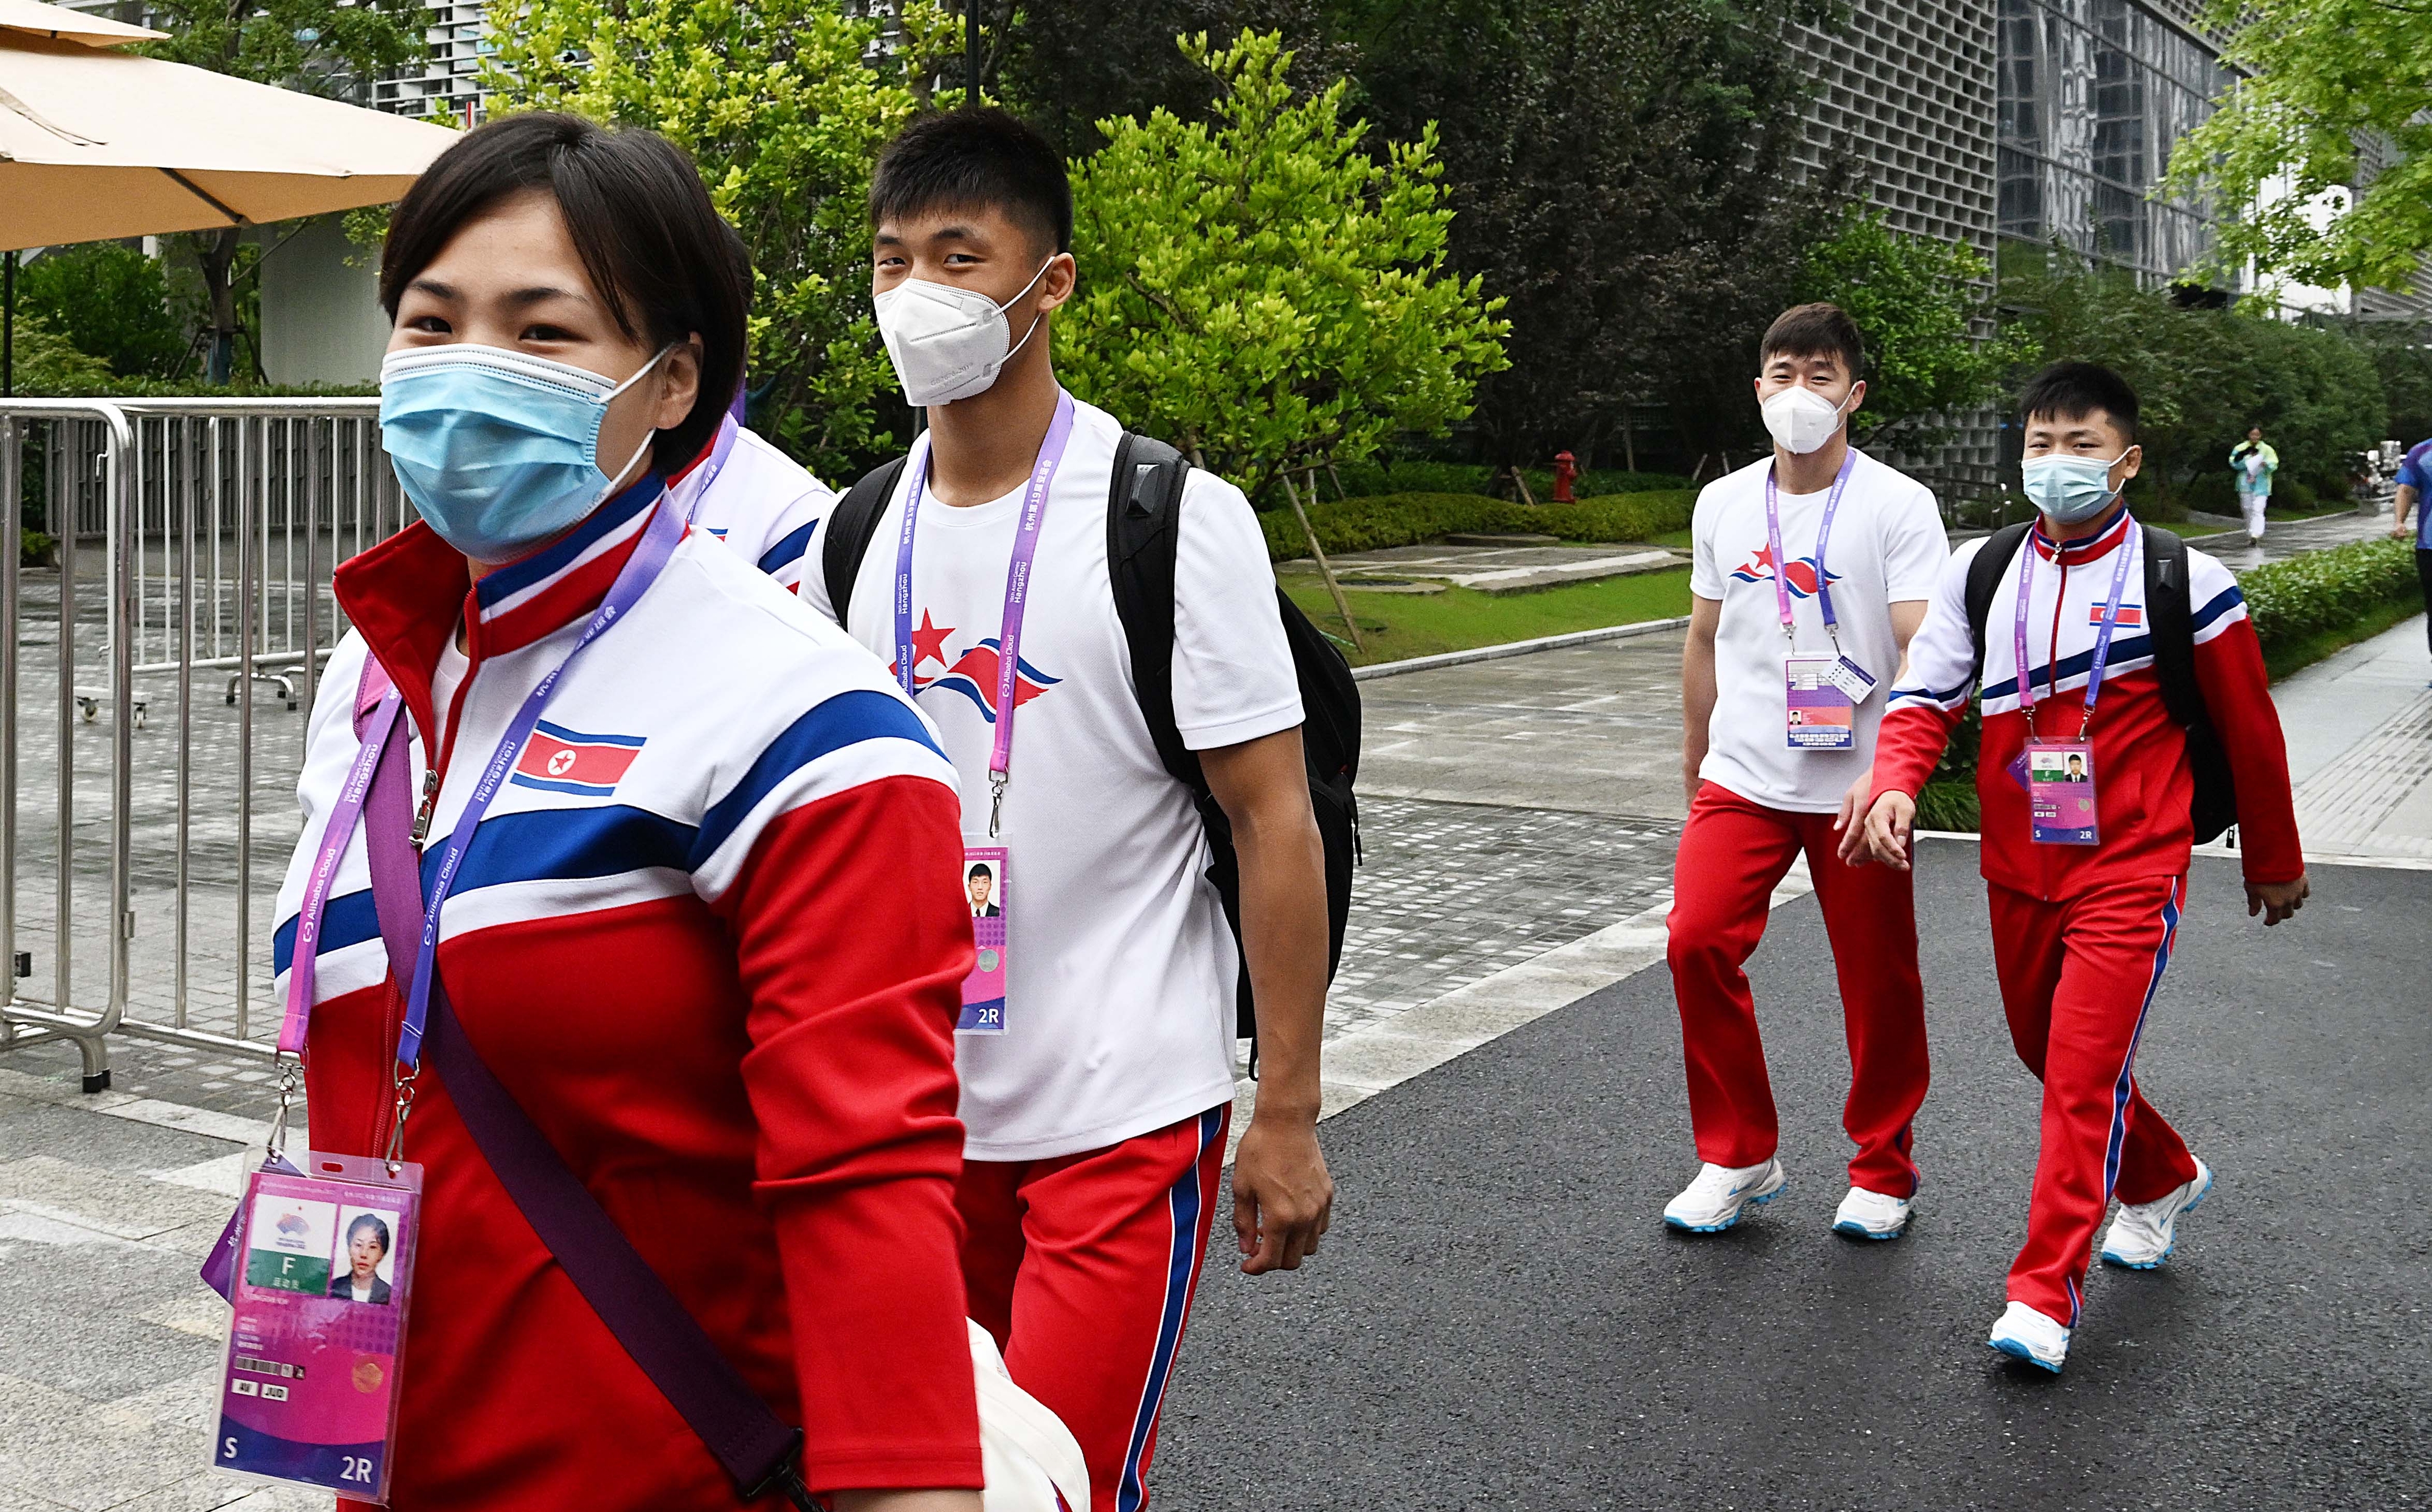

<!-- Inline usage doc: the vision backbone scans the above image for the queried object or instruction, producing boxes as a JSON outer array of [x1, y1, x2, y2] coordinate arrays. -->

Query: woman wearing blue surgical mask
[[268, 114, 987, 1512]]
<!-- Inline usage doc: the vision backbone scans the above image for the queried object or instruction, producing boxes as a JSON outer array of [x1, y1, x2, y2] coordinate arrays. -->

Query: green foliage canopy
[[1062, 30, 1509, 503], [16, 244, 185, 381], [1795, 208, 2026, 448], [7, 312, 116, 393], [2158, 0, 2431, 294], [2000, 264, 2384, 496], [485, 0, 956, 479]]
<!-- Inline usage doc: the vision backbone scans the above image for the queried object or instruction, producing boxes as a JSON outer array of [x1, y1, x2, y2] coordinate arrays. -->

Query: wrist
[[1248, 1088, 1321, 1127]]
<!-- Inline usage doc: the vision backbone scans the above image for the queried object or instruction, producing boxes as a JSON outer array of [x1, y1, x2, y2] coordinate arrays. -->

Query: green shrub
[[1327, 460, 1696, 500], [16, 529, 55, 568], [1262, 489, 1700, 561], [2171, 471, 2238, 518], [2239, 537, 2420, 651]]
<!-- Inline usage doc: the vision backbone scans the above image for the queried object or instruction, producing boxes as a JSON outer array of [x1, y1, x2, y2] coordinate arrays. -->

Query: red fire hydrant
[[1552, 450, 1578, 503]]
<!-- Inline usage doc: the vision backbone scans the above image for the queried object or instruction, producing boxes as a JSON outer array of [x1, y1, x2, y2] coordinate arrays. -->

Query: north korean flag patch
[[2091, 604, 2144, 627], [510, 720, 645, 798]]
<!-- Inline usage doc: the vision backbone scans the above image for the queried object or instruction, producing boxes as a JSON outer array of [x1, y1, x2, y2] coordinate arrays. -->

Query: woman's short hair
[[347, 1212, 391, 1256], [379, 112, 748, 472]]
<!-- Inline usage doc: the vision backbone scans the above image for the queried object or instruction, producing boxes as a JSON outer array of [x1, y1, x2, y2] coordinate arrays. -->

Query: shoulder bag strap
[[354, 691, 814, 1508], [821, 455, 910, 629], [1964, 522, 2035, 694], [1104, 430, 1201, 793]]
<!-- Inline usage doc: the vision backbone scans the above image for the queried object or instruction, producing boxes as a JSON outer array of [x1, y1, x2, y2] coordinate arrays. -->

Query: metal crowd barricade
[[0, 398, 409, 1088]]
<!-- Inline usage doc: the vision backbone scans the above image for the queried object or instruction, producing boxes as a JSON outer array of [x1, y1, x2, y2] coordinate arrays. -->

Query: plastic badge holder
[[213, 1151, 422, 1502], [960, 844, 1009, 1034]]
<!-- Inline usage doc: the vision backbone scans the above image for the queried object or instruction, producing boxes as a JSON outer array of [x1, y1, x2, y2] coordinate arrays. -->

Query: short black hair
[[869, 108, 1073, 257], [379, 112, 747, 472], [1760, 303, 1865, 381], [967, 862, 992, 882], [2020, 361, 2140, 442], [346, 1213, 390, 1255]]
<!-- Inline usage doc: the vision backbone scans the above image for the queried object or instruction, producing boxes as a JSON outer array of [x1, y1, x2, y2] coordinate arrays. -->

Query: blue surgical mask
[[2019, 451, 2129, 525], [379, 343, 673, 560]]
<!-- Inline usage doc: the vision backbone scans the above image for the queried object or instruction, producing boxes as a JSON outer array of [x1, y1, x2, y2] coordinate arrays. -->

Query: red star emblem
[[910, 609, 955, 671]]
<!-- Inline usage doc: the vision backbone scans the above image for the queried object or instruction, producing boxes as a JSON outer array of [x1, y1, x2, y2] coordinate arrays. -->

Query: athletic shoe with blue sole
[[1987, 1300, 2070, 1373], [2101, 1158, 2214, 1270], [1663, 1158, 1787, 1234], [1831, 1186, 1912, 1240]]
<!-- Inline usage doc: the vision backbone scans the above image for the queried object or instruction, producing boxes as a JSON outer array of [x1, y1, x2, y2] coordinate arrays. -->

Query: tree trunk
[[199, 226, 242, 386], [1282, 471, 1361, 652]]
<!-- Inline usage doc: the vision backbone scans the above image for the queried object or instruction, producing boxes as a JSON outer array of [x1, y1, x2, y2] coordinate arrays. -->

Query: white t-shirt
[[1688, 448, 1948, 812], [800, 397, 1304, 1161], [668, 423, 834, 595]]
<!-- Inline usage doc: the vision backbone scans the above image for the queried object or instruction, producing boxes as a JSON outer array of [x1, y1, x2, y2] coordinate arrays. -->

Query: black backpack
[[820, 435, 1362, 1052], [1963, 520, 2237, 844]]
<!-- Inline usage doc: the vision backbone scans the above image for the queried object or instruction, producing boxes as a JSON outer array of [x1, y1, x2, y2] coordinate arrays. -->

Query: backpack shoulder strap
[[1965, 522, 2036, 692], [820, 455, 909, 629], [1105, 431, 1201, 793], [2140, 523, 2205, 728]]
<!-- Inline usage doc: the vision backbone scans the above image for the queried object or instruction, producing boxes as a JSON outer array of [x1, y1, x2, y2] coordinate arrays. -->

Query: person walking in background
[[2394, 436, 2432, 676], [1664, 302, 1949, 1242], [2230, 426, 2279, 547], [1847, 362, 2307, 1375], [275, 113, 985, 1508]]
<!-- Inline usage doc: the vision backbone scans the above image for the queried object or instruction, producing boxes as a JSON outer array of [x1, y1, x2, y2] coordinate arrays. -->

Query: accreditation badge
[[212, 1153, 421, 1502], [959, 844, 1009, 1034], [1784, 655, 1856, 750], [2025, 738, 2100, 846]]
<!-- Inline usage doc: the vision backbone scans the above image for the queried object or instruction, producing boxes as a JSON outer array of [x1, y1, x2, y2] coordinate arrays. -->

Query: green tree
[[17, 244, 186, 380], [2353, 319, 2432, 446], [9, 312, 117, 394], [485, 0, 954, 479], [2158, 0, 2430, 294], [140, 0, 427, 381], [2001, 263, 2384, 499], [1330, 0, 1842, 475], [1062, 30, 1509, 503], [1795, 208, 2026, 448]]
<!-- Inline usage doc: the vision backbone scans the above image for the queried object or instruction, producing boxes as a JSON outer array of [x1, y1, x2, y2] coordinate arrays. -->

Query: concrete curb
[[1350, 615, 1691, 682]]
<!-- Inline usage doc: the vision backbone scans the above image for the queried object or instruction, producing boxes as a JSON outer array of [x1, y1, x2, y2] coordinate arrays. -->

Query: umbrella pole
[[3, 251, 13, 399]]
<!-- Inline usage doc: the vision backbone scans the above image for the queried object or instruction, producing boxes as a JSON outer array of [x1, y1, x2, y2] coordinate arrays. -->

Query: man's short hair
[[968, 862, 992, 882], [1759, 303, 1865, 381], [869, 108, 1073, 257], [2020, 361, 2140, 442], [379, 113, 748, 474]]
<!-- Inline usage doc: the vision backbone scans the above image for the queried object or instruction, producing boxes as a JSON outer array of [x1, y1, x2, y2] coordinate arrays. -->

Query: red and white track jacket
[[274, 477, 983, 1507], [1870, 509, 2304, 900]]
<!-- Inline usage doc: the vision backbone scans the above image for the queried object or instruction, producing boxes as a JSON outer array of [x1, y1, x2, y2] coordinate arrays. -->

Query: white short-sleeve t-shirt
[[1688, 447, 1948, 812], [800, 396, 1304, 1161], [668, 423, 834, 594]]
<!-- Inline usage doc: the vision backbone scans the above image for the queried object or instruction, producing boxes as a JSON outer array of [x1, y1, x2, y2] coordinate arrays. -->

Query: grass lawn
[[1283, 566, 1695, 666]]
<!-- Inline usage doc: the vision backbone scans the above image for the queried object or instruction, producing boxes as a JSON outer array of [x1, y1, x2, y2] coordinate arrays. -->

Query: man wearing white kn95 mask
[[801, 109, 1336, 1512], [1664, 302, 1950, 1244]]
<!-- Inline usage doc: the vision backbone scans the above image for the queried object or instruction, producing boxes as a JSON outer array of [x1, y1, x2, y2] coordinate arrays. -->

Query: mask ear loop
[[993, 260, 1057, 371], [593, 343, 682, 500]]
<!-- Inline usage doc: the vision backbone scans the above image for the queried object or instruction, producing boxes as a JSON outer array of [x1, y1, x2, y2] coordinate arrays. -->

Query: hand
[[1231, 1110, 1333, 1275], [1854, 790, 1916, 872], [1832, 773, 1874, 864], [2247, 872, 2309, 926], [2397, 522, 2416, 540]]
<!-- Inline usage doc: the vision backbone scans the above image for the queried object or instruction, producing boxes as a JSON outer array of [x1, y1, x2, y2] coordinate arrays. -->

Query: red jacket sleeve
[[2191, 617, 2305, 885], [716, 774, 984, 1494], [1869, 704, 1963, 807]]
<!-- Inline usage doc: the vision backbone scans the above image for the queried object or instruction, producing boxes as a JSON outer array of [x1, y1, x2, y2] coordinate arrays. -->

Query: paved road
[[1161, 841, 2431, 1511]]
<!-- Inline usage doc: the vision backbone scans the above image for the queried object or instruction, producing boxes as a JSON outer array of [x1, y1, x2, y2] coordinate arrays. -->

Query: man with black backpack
[[801, 109, 1341, 1510], [1844, 362, 2309, 1374]]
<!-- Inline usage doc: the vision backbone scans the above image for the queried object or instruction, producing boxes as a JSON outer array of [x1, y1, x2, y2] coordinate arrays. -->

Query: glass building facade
[[1995, 0, 2234, 281]]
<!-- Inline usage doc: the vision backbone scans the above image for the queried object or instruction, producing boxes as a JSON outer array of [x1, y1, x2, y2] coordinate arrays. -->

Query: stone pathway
[[1279, 542, 1687, 594], [2271, 617, 2432, 862]]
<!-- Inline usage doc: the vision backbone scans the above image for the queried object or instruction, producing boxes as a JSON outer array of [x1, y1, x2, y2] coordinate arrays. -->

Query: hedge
[[1922, 535, 2422, 832], [1263, 489, 1700, 562], [1329, 460, 1698, 500]]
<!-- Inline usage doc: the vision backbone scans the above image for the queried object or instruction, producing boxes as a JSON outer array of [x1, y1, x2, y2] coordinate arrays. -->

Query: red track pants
[[1665, 782, 1930, 1194], [1989, 875, 2200, 1324], [956, 1104, 1229, 1512]]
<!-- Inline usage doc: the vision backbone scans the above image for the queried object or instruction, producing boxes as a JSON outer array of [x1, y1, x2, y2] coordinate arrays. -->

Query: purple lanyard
[[2012, 514, 2138, 738], [1762, 447, 1858, 646], [676, 412, 741, 527], [277, 692, 402, 1055], [893, 390, 1076, 837]]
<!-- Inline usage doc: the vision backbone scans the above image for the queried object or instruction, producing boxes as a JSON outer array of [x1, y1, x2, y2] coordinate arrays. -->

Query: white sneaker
[[1831, 1186, 1912, 1240], [1987, 1300, 2070, 1373], [2101, 1158, 2214, 1270], [1662, 1159, 1786, 1234]]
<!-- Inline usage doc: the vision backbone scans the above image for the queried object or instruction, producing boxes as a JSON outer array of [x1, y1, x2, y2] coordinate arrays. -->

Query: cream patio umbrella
[[0, 0, 456, 249]]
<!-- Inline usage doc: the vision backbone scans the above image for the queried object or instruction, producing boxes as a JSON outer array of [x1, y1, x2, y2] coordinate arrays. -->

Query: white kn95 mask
[[872, 262, 1052, 407]]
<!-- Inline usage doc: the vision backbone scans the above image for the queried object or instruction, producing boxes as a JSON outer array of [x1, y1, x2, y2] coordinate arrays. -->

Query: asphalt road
[[1158, 841, 2431, 1511]]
